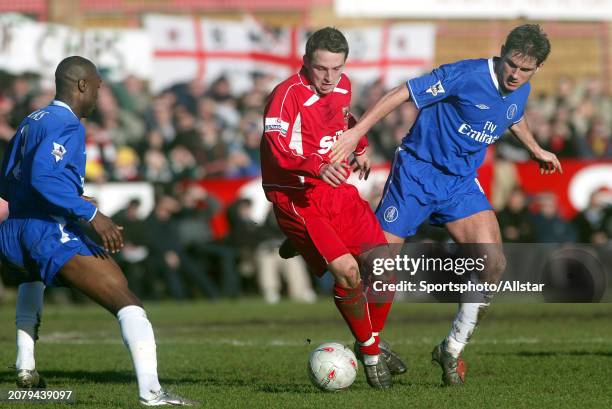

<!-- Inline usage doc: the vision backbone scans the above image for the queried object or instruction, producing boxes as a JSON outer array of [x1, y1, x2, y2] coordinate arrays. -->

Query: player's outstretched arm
[[510, 118, 563, 175], [330, 85, 410, 163]]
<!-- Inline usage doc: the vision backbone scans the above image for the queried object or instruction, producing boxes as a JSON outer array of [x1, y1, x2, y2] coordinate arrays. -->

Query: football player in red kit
[[260, 27, 406, 388]]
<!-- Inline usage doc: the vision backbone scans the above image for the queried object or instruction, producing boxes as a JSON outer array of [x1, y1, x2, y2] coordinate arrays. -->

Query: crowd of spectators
[[0, 69, 611, 302], [1, 71, 610, 183]]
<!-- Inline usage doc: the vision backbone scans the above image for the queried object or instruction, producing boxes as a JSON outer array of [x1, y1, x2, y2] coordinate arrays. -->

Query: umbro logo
[[475, 104, 490, 110]]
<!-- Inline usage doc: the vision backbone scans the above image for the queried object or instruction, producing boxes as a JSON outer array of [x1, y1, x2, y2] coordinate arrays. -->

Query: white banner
[[145, 14, 304, 94], [335, 0, 612, 20], [146, 14, 435, 93], [0, 13, 151, 83], [1, 13, 435, 94]]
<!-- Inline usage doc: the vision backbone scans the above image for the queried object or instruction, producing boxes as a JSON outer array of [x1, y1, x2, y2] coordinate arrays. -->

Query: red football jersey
[[260, 67, 367, 203]]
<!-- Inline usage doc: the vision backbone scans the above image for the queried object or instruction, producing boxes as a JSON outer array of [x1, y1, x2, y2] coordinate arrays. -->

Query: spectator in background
[[226, 197, 259, 291], [176, 185, 240, 298], [144, 195, 219, 299], [530, 192, 577, 243], [169, 145, 201, 180], [197, 121, 229, 177], [255, 209, 316, 304], [142, 149, 173, 184], [226, 112, 261, 178], [577, 117, 612, 158], [91, 83, 145, 148], [144, 93, 176, 146], [171, 78, 206, 115], [239, 72, 273, 113], [84, 122, 116, 183], [173, 104, 200, 153], [0, 94, 15, 160], [112, 75, 150, 117], [7, 75, 33, 128], [207, 77, 240, 129], [113, 199, 153, 298], [572, 189, 612, 244], [113, 146, 141, 181], [497, 187, 535, 242]]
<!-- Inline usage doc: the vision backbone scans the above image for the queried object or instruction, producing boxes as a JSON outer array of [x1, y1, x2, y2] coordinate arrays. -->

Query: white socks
[[445, 272, 493, 358], [117, 305, 162, 400], [445, 302, 489, 357], [16, 282, 45, 371]]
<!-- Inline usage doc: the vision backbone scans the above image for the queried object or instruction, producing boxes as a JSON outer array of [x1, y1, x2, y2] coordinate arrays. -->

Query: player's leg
[[58, 254, 191, 405], [358, 243, 407, 376], [15, 281, 46, 388], [273, 198, 390, 387], [327, 253, 391, 388], [364, 231, 403, 337], [370, 146, 433, 338], [434, 209, 506, 385]]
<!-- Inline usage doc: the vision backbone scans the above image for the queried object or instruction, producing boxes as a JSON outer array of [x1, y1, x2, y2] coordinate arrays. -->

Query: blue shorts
[[0, 216, 103, 286], [375, 147, 493, 238]]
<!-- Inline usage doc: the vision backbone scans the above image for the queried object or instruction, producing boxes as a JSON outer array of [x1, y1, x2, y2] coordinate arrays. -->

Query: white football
[[308, 342, 358, 391]]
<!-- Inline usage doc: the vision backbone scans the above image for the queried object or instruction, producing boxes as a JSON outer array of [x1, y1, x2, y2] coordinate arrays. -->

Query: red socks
[[333, 283, 380, 356], [366, 284, 395, 334]]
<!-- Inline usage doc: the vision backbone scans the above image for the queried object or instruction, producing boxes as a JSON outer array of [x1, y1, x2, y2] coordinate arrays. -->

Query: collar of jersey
[[298, 66, 313, 90], [487, 58, 507, 99], [52, 100, 78, 119]]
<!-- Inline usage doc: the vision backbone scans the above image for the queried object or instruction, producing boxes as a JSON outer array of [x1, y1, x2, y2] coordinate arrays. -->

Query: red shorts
[[273, 183, 387, 277]]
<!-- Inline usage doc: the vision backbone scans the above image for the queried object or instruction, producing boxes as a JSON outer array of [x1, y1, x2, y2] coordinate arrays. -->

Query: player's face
[[303, 49, 346, 95], [497, 49, 539, 93], [83, 73, 102, 117]]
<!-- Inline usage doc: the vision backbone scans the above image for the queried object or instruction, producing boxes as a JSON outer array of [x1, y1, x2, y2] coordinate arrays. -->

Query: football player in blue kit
[[331, 24, 562, 386], [0, 56, 191, 406]]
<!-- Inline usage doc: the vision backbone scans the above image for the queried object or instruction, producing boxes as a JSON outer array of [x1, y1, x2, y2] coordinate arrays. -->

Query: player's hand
[[319, 163, 350, 187], [350, 152, 371, 180], [82, 195, 99, 207], [90, 211, 124, 254], [531, 148, 563, 175], [330, 128, 361, 163]]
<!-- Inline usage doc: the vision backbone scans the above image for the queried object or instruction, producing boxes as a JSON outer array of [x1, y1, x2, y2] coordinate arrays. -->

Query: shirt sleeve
[[261, 86, 327, 177], [30, 125, 97, 221], [407, 61, 464, 110], [348, 113, 369, 156]]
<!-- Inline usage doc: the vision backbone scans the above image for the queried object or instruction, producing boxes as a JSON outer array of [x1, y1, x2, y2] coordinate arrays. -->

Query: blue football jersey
[[404, 58, 530, 176], [0, 100, 97, 222]]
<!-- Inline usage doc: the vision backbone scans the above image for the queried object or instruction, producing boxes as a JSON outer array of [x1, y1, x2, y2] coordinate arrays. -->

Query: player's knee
[[333, 261, 361, 289], [480, 252, 506, 284]]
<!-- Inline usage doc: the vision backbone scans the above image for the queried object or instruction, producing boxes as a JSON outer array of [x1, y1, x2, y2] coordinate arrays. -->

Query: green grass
[[1, 300, 611, 408]]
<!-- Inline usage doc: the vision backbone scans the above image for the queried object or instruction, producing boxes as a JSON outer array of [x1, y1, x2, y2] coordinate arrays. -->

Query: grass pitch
[[0, 300, 611, 408]]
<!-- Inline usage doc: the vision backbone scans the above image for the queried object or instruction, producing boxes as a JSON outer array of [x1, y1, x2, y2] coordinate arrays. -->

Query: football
[[307, 342, 358, 391]]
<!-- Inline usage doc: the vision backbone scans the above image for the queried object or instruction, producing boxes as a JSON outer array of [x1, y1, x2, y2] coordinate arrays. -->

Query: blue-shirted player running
[[331, 24, 562, 386], [0, 56, 191, 406]]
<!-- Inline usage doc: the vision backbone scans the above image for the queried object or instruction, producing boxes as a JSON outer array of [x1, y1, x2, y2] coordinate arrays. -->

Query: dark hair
[[55, 55, 97, 94], [503, 24, 551, 65], [305, 27, 349, 61]]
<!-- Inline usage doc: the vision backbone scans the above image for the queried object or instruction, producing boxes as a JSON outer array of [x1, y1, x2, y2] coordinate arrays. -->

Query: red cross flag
[[144, 15, 435, 94], [344, 23, 435, 88], [144, 14, 203, 93]]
